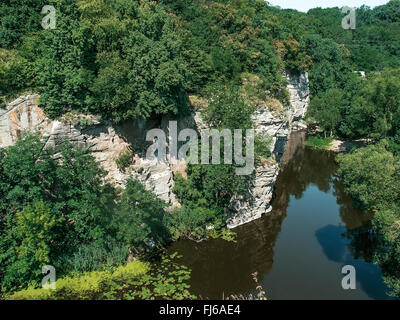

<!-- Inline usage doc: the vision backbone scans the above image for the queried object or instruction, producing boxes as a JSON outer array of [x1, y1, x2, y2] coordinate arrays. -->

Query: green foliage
[[304, 136, 334, 150], [172, 160, 249, 240], [7, 260, 150, 300], [53, 237, 128, 274], [337, 140, 400, 297], [115, 149, 133, 172], [38, 0, 97, 118], [201, 83, 255, 130], [7, 254, 195, 300], [275, 35, 312, 73], [119, 253, 195, 300], [372, 204, 400, 297], [0, 48, 36, 100], [0, 133, 115, 292], [172, 78, 256, 240], [254, 133, 273, 160], [1, 201, 60, 291], [2, 0, 400, 299], [113, 179, 170, 251], [337, 142, 400, 209], [165, 205, 217, 241], [175, 164, 248, 212], [307, 88, 344, 137], [0, 0, 47, 48], [347, 68, 400, 140], [305, 34, 351, 97], [206, 227, 237, 242], [307, 67, 400, 141], [37, 0, 189, 122]]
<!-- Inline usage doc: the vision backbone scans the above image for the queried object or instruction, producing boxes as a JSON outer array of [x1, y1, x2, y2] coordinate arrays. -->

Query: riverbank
[[305, 135, 367, 153], [327, 139, 368, 153]]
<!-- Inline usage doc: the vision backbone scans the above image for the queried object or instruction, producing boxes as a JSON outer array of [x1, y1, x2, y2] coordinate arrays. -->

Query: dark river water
[[167, 131, 393, 300]]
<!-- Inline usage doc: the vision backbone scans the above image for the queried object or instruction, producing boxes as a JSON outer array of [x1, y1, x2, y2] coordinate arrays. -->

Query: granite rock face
[[0, 71, 309, 227], [0, 94, 46, 147], [0, 95, 130, 185], [226, 71, 309, 228], [0, 96, 190, 204], [286, 71, 309, 131]]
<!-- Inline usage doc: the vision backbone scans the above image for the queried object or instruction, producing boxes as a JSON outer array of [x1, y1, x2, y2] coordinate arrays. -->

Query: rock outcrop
[[0, 71, 309, 228], [226, 71, 309, 228], [0, 95, 130, 184]]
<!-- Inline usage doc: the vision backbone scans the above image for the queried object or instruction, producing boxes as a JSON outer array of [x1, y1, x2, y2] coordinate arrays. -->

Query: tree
[[348, 68, 400, 139], [113, 179, 169, 251], [0, 133, 116, 291], [337, 141, 400, 209], [307, 88, 344, 137], [201, 83, 255, 130], [38, 1, 96, 118], [1, 201, 60, 291], [0, 0, 47, 48], [80, 0, 189, 122], [305, 34, 351, 97], [275, 34, 311, 73], [337, 140, 400, 298]]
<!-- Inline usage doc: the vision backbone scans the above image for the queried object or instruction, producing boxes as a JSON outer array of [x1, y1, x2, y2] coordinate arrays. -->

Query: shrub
[[0, 133, 116, 291], [53, 237, 128, 274], [254, 133, 273, 160], [7, 260, 150, 300], [304, 136, 334, 150], [115, 149, 133, 172], [7, 254, 195, 300], [113, 179, 170, 251], [1, 201, 61, 292], [337, 141, 400, 209], [201, 83, 255, 130], [165, 206, 216, 241]]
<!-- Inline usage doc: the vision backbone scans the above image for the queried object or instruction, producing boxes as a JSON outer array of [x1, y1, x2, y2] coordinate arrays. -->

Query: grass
[[304, 136, 334, 150]]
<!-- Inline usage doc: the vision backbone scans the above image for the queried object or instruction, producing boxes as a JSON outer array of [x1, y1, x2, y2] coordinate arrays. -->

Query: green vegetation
[[7, 254, 194, 300], [0, 134, 115, 292], [113, 178, 170, 250], [115, 149, 133, 172], [305, 136, 335, 150], [1, 0, 400, 299], [0, 134, 189, 297], [337, 142, 400, 297]]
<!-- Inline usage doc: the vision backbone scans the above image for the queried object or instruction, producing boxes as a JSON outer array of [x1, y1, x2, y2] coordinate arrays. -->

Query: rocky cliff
[[0, 72, 309, 228], [226, 71, 309, 227]]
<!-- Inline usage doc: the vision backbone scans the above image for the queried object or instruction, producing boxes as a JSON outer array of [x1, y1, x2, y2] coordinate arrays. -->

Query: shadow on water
[[167, 131, 393, 300], [315, 224, 390, 300]]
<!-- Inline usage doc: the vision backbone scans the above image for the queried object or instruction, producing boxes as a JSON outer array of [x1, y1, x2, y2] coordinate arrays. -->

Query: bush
[[113, 179, 170, 251], [115, 149, 133, 172], [337, 141, 400, 297], [7, 260, 150, 300], [0, 48, 36, 100], [7, 254, 195, 300], [53, 237, 128, 274], [337, 141, 400, 209], [201, 83, 255, 130], [165, 206, 216, 241], [1, 201, 61, 292], [254, 133, 273, 160], [304, 136, 334, 150], [0, 133, 116, 291]]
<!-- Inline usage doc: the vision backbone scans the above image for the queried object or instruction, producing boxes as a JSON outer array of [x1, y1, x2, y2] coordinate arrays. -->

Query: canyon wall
[[226, 71, 309, 227], [0, 71, 309, 228]]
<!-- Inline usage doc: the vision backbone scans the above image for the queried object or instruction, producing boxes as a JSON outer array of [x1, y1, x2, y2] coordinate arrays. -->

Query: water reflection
[[167, 131, 392, 299], [314, 224, 389, 299]]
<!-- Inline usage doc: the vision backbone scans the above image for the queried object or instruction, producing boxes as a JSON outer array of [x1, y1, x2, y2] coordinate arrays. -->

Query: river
[[167, 131, 393, 300]]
